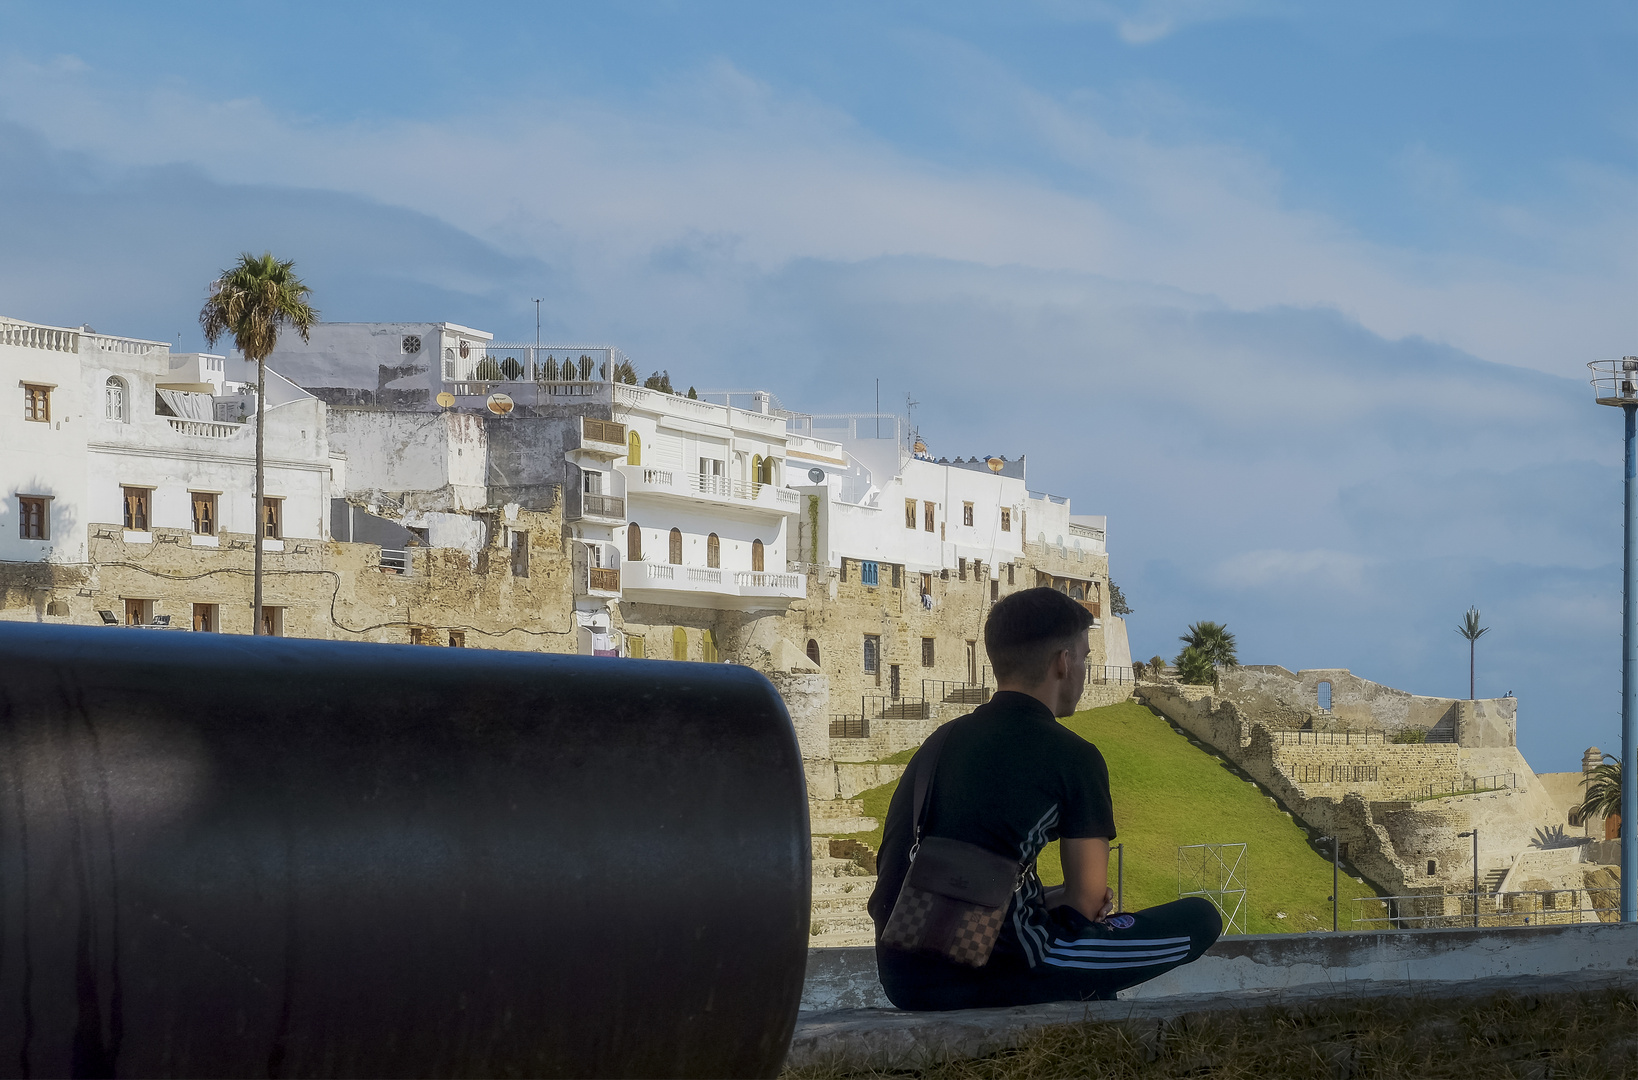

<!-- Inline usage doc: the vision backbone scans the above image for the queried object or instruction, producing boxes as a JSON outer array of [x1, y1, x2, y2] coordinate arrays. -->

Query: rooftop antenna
[[532, 299, 542, 348], [875, 378, 880, 438], [906, 393, 919, 451]]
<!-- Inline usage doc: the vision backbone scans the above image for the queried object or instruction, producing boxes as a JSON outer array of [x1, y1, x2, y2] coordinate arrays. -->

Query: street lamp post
[[1589, 358, 1638, 923], [1457, 829, 1479, 928]]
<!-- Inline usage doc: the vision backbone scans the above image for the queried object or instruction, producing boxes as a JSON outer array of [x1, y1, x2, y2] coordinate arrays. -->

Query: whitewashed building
[[2, 315, 334, 573]]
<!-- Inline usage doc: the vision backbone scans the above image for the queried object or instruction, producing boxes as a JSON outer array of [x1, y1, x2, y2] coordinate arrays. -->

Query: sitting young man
[[868, 587, 1222, 1010]]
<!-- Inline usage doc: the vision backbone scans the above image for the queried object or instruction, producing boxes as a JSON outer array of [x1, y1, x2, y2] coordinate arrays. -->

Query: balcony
[[166, 417, 243, 439], [581, 418, 628, 455], [575, 493, 627, 521], [621, 466, 800, 515], [623, 560, 806, 604]]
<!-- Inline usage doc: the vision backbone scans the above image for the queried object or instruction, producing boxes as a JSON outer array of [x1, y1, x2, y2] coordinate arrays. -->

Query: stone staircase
[[809, 797, 878, 835], [1482, 867, 1510, 895], [810, 836, 877, 948]]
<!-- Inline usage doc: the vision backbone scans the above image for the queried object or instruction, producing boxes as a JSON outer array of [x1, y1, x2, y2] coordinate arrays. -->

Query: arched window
[[750, 454, 763, 492], [1317, 680, 1333, 711], [104, 377, 127, 422], [807, 639, 821, 666], [672, 626, 688, 661], [627, 430, 642, 466], [627, 522, 642, 562], [669, 527, 683, 565], [703, 629, 718, 663], [707, 533, 720, 568], [751, 539, 765, 572]]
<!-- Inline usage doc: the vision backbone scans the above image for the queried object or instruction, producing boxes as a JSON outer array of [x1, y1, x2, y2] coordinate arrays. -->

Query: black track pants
[[877, 897, 1223, 1011]]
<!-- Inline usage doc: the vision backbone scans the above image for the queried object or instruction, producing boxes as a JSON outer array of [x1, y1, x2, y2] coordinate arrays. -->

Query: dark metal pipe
[[0, 624, 810, 1078]]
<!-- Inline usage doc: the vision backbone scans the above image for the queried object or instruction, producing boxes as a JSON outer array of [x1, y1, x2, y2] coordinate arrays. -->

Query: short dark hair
[[984, 587, 1093, 682]]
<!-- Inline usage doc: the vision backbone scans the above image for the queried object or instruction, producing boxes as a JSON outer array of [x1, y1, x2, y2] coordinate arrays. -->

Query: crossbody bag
[[879, 723, 1025, 967]]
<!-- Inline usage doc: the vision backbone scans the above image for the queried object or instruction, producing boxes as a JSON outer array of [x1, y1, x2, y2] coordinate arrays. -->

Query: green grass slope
[[840, 700, 1379, 935]]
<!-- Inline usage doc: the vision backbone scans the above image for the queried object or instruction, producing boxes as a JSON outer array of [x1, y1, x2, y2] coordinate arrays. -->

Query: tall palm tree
[[1456, 607, 1489, 700], [1581, 755, 1622, 836], [200, 253, 318, 635], [1179, 621, 1238, 669]]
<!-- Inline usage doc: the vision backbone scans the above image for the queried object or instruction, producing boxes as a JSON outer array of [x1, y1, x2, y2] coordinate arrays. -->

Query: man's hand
[[1058, 837, 1112, 924]]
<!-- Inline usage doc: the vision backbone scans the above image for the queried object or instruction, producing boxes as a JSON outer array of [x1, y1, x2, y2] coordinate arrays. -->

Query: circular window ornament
[[402, 335, 422, 354]]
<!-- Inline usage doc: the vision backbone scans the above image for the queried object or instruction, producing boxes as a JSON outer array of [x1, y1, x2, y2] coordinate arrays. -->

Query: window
[[966, 640, 978, 684], [863, 635, 880, 675], [628, 431, 642, 465], [448, 630, 466, 647], [672, 626, 688, 661], [839, 559, 848, 583], [963, 502, 974, 527], [807, 638, 821, 666], [410, 628, 427, 645], [192, 603, 216, 632], [703, 629, 718, 663], [627, 522, 642, 562], [752, 539, 764, 572], [1007, 564, 1015, 586], [991, 579, 999, 603], [124, 598, 152, 626], [1427, 860, 1437, 876], [18, 496, 48, 539], [1317, 681, 1333, 711], [105, 377, 128, 422], [889, 664, 901, 700], [260, 607, 284, 637], [402, 335, 422, 354], [922, 638, 935, 668], [920, 572, 933, 597], [583, 470, 602, 495], [22, 384, 50, 422], [122, 487, 151, 531], [191, 492, 216, 535], [443, 348, 456, 379], [669, 528, 683, 565], [1000, 507, 1011, 532], [262, 497, 282, 539], [958, 557, 967, 581], [707, 533, 720, 569], [861, 560, 879, 587], [628, 635, 646, 659], [510, 530, 529, 577], [923, 501, 935, 532], [891, 564, 902, 589], [905, 498, 917, 529]]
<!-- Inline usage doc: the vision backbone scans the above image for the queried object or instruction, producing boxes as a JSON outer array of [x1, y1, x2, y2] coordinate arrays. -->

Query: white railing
[[728, 408, 786, 435], [736, 571, 803, 590], [166, 417, 241, 438], [2, 319, 79, 352], [615, 383, 736, 425], [687, 567, 723, 584], [640, 467, 675, 487], [637, 562, 675, 582], [92, 334, 166, 356], [774, 488, 799, 506], [1069, 522, 1105, 541]]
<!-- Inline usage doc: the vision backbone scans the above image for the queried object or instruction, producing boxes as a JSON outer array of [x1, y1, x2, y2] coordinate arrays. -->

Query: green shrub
[[1391, 728, 1428, 744], [1175, 645, 1215, 685]]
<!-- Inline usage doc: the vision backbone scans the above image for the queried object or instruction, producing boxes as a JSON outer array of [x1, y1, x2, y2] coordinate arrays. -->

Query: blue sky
[[1, 1, 1633, 769]]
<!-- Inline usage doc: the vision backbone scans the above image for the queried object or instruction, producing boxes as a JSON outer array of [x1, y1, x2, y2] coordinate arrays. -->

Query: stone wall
[[1217, 665, 1516, 746]]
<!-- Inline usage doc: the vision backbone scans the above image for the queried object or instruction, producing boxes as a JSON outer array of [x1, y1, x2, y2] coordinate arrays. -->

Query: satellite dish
[[986, 457, 1004, 473], [436, 391, 455, 408], [807, 467, 826, 484], [486, 393, 515, 416]]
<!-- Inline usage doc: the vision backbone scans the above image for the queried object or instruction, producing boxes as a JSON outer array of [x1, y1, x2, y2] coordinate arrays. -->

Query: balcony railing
[[923, 679, 991, 705], [583, 418, 627, 447], [166, 417, 242, 438], [630, 467, 800, 511], [587, 567, 621, 593], [639, 467, 675, 486], [1, 319, 79, 352], [687, 567, 723, 584], [580, 493, 626, 519], [735, 571, 803, 591], [829, 715, 870, 739]]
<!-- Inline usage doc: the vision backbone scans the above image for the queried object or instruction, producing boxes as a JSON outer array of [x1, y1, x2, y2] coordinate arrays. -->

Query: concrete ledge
[[787, 970, 1638, 1071], [801, 921, 1638, 1011]]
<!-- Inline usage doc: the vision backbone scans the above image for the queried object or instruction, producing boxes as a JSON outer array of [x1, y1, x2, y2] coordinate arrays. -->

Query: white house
[[2, 315, 333, 571]]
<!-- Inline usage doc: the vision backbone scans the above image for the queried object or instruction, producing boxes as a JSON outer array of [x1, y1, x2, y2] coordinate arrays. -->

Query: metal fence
[[1274, 730, 1384, 746], [1353, 889, 1614, 930], [922, 679, 991, 705], [829, 715, 869, 739], [1418, 773, 1517, 801], [862, 695, 931, 720], [1088, 665, 1132, 685]]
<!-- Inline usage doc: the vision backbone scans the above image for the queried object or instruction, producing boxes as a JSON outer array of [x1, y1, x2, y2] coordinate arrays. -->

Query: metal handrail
[[1354, 889, 1614, 930]]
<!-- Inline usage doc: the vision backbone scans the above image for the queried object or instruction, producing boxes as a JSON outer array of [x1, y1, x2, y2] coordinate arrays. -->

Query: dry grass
[[786, 988, 1638, 1079]]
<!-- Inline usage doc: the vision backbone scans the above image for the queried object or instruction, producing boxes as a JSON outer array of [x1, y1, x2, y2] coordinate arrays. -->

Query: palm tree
[[1179, 621, 1238, 669], [1581, 755, 1622, 836], [1174, 645, 1215, 685], [1456, 607, 1489, 700], [200, 253, 318, 635]]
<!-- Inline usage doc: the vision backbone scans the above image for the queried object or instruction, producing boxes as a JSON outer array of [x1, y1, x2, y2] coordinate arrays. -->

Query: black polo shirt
[[867, 691, 1116, 968]]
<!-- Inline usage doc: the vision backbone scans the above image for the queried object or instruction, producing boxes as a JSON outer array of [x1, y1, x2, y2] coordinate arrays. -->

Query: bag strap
[[910, 722, 957, 848]]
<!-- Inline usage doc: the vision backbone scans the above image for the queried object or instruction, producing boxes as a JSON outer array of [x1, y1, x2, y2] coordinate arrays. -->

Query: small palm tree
[[200, 253, 317, 635], [1581, 756, 1622, 833], [1456, 607, 1489, 700], [1180, 621, 1238, 670], [1149, 655, 1167, 678], [1175, 645, 1215, 685]]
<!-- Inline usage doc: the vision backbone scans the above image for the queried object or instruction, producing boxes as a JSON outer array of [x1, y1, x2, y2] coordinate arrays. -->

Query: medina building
[[2, 315, 333, 609]]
